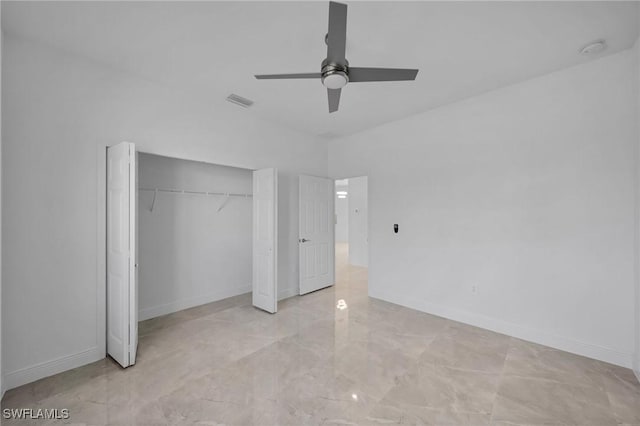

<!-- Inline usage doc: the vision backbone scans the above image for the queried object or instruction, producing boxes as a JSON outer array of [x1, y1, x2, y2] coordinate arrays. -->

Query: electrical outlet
[[471, 284, 478, 294]]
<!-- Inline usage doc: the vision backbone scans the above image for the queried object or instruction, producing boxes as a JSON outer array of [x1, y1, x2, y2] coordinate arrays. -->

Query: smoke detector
[[579, 40, 607, 56]]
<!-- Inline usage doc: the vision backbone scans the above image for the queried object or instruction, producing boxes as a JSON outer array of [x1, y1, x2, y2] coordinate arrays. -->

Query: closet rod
[[139, 187, 252, 198]]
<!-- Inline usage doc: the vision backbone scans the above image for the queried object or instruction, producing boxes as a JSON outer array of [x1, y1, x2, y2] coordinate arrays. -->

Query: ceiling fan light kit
[[321, 60, 349, 89], [255, 1, 419, 113]]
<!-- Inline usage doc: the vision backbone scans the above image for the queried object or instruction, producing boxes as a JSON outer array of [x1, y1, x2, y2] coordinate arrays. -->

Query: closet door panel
[[252, 168, 278, 313]]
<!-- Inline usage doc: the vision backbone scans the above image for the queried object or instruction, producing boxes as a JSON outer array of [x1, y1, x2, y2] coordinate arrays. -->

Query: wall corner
[[634, 30, 640, 381], [1, 3, 5, 401]]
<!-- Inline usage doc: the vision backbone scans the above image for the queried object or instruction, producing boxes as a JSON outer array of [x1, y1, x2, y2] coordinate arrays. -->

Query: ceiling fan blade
[[328, 88, 341, 113], [348, 67, 419, 82], [326, 2, 348, 65], [255, 73, 321, 79]]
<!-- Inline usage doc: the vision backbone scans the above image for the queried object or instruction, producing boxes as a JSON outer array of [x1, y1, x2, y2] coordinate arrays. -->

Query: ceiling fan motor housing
[[321, 59, 349, 89]]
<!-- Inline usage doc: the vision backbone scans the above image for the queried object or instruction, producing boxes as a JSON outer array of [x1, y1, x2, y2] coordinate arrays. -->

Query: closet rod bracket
[[150, 189, 158, 212], [217, 193, 230, 213]]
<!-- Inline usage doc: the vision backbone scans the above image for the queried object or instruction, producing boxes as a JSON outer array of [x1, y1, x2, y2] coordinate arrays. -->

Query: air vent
[[318, 132, 340, 139], [226, 94, 254, 108], [579, 40, 607, 56]]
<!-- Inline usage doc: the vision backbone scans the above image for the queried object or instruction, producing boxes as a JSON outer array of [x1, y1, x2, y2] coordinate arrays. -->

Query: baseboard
[[4, 347, 102, 392], [278, 286, 298, 301], [139, 285, 252, 321], [371, 289, 634, 368]]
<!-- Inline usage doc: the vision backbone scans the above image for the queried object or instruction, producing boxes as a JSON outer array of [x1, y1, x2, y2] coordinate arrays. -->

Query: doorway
[[334, 176, 368, 272], [332, 176, 369, 311]]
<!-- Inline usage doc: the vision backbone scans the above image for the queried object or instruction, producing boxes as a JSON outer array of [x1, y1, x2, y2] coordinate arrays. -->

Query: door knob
[[299, 238, 311, 243]]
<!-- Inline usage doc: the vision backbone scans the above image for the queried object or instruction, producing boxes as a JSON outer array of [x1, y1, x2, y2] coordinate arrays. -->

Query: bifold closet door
[[106, 141, 138, 367], [252, 168, 278, 313]]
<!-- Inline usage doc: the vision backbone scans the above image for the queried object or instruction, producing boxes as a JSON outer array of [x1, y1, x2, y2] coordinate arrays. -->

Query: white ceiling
[[3, 1, 639, 139]]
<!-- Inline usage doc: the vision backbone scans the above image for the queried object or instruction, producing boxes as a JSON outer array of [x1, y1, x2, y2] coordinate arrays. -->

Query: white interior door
[[106, 142, 137, 368], [299, 175, 335, 295], [253, 168, 278, 313]]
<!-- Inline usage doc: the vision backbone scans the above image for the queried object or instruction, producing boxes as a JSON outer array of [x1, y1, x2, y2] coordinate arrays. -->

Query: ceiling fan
[[254, 1, 419, 113]]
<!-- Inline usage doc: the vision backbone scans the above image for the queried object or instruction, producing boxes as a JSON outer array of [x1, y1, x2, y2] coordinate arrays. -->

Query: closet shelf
[[139, 187, 252, 213]]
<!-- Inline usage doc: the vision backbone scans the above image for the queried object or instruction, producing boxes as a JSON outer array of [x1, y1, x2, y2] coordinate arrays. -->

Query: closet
[[137, 153, 253, 321]]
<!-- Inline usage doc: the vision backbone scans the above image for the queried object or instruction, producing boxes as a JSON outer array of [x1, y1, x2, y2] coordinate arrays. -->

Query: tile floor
[[2, 243, 640, 425]]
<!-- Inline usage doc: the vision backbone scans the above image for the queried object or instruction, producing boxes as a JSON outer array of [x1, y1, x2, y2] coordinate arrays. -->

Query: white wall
[[0, 7, 4, 399], [330, 49, 638, 367], [635, 36, 640, 378], [1, 35, 327, 390], [335, 183, 349, 243], [348, 176, 368, 267], [138, 154, 252, 321]]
